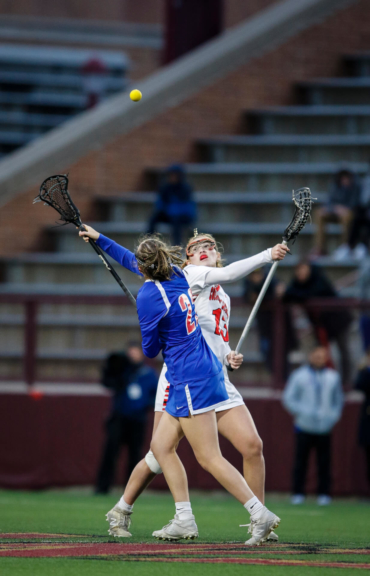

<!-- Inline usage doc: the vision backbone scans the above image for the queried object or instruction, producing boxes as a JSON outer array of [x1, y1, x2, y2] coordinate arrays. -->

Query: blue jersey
[[96, 234, 228, 416], [137, 269, 222, 385]]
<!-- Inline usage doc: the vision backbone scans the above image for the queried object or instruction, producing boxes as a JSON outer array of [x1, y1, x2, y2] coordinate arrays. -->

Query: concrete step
[[198, 135, 370, 163], [0, 130, 36, 153], [0, 254, 359, 292], [149, 162, 367, 193], [96, 191, 327, 225], [0, 110, 69, 130], [0, 70, 125, 94], [0, 91, 86, 113], [299, 78, 370, 106], [345, 53, 370, 78], [247, 105, 370, 135], [50, 220, 343, 256], [0, 253, 144, 289]]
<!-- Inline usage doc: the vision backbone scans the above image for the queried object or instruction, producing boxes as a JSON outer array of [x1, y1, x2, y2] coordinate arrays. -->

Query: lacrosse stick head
[[34, 175, 82, 226], [283, 187, 314, 244]]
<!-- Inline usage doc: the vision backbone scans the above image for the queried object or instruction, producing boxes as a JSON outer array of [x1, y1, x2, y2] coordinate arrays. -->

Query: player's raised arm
[[79, 225, 142, 276], [202, 244, 290, 286]]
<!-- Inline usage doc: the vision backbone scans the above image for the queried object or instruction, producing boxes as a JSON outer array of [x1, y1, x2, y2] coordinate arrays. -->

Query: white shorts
[[154, 364, 245, 413]]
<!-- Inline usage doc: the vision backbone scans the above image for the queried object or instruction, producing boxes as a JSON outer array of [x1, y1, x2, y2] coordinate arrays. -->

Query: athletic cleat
[[242, 507, 281, 546], [242, 523, 278, 543], [106, 505, 132, 537], [152, 514, 199, 541]]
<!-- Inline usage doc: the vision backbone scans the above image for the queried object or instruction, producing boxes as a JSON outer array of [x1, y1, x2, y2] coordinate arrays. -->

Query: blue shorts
[[165, 369, 229, 418]]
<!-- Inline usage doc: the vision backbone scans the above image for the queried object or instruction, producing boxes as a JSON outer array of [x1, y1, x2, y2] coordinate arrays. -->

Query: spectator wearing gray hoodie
[[282, 346, 344, 505]]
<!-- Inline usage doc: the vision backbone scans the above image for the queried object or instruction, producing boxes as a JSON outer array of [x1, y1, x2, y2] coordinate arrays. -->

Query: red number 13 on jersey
[[212, 308, 229, 342]]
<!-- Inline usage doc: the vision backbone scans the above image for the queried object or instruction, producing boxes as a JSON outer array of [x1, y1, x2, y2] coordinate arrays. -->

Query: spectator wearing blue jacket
[[282, 347, 344, 506], [148, 164, 197, 245], [95, 342, 158, 494]]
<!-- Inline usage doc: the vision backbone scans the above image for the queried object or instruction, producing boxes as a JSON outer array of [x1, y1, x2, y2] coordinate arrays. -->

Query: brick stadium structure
[[1, 0, 370, 255], [0, 0, 369, 493], [0, 0, 278, 28]]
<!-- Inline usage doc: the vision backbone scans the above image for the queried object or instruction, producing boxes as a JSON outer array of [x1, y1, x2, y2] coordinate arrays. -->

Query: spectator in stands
[[357, 259, 370, 353], [244, 267, 298, 376], [282, 346, 344, 505], [82, 57, 108, 109], [313, 168, 361, 260], [148, 164, 197, 245], [353, 354, 370, 491], [348, 161, 370, 259], [95, 342, 158, 494], [280, 262, 352, 387]]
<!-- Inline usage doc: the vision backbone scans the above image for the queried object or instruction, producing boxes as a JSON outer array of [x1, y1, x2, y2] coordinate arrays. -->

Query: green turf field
[[0, 489, 369, 575]]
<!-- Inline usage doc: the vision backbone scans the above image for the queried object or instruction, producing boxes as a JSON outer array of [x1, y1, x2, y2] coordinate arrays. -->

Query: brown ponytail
[[135, 234, 184, 281]]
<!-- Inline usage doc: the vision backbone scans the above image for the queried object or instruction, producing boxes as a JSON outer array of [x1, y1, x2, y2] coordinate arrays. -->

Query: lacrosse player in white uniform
[[79, 225, 288, 545]]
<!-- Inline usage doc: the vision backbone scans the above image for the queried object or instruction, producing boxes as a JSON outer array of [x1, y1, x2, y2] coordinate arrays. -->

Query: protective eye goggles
[[186, 240, 216, 256]]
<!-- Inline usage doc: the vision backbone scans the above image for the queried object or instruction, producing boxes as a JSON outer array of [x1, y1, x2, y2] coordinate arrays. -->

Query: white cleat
[[106, 505, 132, 537], [242, 507, 281, 546], [242, 523, 278, 543], [152, 514, 199, 541]]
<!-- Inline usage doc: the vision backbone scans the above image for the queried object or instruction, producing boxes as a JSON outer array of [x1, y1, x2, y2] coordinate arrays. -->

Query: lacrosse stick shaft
[[79, 226, 136, 306], [235, 240, 287, 354]]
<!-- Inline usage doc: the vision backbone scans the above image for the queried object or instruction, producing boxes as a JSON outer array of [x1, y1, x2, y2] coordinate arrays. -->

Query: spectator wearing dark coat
[[354, 361, 370, 489], [95, 342, 158, 494], [348, 162, 370, 259], [313, 168, 362, 260], [148, 164, 197, 245], [281, 262, 352, 386], [244, 267, 298, 376]]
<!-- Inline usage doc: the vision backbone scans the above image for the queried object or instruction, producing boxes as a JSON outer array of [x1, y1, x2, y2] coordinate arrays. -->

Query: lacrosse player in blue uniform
[[79, 229, 281, 545]]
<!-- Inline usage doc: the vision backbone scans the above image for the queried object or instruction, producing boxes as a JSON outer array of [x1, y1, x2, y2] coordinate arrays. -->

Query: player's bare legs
[[217, 405, 265, 503], [151, 413, 189, 501], [152, 410, 280, 545], [153, 410, 254, 504], [123, 412, 163, 505]]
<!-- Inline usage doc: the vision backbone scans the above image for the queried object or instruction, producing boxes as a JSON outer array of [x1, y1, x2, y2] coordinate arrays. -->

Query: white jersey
[[155, 264, 244, 412]]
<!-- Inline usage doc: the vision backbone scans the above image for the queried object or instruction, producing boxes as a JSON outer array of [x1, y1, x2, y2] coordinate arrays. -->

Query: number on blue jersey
[[178, 289, 198, 335]]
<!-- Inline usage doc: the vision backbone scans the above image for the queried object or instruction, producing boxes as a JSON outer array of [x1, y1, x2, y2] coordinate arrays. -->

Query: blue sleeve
[[137, 285, 168, 358], [96, 234, 143, 277]]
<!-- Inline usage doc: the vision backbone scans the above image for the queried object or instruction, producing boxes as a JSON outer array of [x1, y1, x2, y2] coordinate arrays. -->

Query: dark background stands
[[148, 164, 197, 245], [314, 168, 362, 259], [244, 268, 298, 377], [282, 262, 352, 387], [354, 365, 370, 489], [95, 343, 158, 494]]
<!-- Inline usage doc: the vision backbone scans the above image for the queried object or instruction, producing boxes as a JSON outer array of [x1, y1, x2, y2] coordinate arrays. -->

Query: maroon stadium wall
[[0, 394, 366, 495]]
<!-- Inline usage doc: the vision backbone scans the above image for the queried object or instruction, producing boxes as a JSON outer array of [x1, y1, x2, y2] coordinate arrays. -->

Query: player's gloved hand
[[78, 224, 100, 242], [226, 351, 243, 370], [271, 243, 290, 260]]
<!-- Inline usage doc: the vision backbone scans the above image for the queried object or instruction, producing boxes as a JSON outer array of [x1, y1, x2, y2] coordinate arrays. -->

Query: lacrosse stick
[[235, 187, 314, 354], [34, 174, 136, 306]]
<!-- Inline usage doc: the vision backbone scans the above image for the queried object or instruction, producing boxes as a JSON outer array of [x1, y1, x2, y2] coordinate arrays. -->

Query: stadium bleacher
[[0, 50, 368, 385], [0, 44, 128, 154]]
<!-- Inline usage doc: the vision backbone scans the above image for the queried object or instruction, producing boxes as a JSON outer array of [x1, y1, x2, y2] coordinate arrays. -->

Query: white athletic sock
[[117, 496, 134, 513], [175, 501, 193, 520], [244, 496, 264, 519]]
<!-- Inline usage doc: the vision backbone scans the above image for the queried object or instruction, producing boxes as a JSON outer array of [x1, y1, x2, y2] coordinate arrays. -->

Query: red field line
[[126, 557, 370, 569], [0, 540, 369, 567]]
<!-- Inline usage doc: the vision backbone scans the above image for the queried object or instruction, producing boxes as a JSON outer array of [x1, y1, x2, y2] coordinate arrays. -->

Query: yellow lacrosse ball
[[130, 89, 142, 102]]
